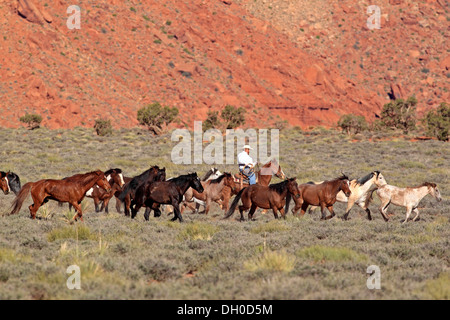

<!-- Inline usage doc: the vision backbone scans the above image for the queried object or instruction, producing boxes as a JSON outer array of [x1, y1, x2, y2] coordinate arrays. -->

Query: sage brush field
[[0, 127, 448, 299]]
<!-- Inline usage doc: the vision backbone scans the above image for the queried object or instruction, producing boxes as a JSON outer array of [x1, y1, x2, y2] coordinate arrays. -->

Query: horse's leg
[[308, 206, 317, 215], [326, 206, 335, 220], [115, 197, 122, 213], [248, 203, 258, 221], [320, 203, 328, 220], [412, 208, 420, 222], [143, 203, 153, 221], [403, 206, 413, 224], [172, 201, 183, 223], [378, 199, 391, 222], [93, 197, 100, 213], [343, 198, 356, 220], [124, 195, 131, 216], [103, 198, 111, 214], [204, 198, 212, 215], [299, 203, 309, 217], [71, 202, 83, 221]]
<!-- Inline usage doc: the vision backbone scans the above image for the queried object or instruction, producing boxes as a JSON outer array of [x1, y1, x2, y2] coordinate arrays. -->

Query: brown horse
[[221, 159, 286, 213], [224, 178, 300, 221], [85, 168, 125, 213], [10, 170, 111, 221], [0, 171, 10, 195], [294, 175, 352, 220], [181, 172, 236, 215]]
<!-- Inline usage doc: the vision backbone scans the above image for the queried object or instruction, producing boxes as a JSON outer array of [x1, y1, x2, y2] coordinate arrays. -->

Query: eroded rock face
[[2, 0, 445, 130]]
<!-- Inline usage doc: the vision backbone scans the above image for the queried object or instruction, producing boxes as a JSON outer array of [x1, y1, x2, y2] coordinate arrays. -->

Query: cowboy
[[237, 145, 257, 185]]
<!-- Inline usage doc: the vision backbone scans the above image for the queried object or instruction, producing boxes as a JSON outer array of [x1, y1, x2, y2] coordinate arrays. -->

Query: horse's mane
[[268, 179, 290, 194], [105, 168, 122, 176], [209, 173, 227, 184], [201, 168, 217, 181], [0, 171, 6, 178], [335, 174, 349, 181], [171, 173, 197, 187], [356, 172, 375, 185], [418, 182, 436, 188]]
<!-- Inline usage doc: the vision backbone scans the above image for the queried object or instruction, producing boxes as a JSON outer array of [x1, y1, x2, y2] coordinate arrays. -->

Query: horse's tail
[[10, 182, 33, 215], [285, 192, 292, 216], [224, 187, 246, 219]]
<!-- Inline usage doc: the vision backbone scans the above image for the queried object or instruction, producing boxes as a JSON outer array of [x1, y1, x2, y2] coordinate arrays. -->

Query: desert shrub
[[423, 102, 449, 141], [221, 105, 246, 129], [94, 119, 113, 136], [47, 225, 98, 242], [296, 245, 367, 263], [203, 110, 220, 131], [337, 114, 368, 135], [379, 96, 417, 133], [244, 250, 296, 273], [178, 222, 218, 241], [19, 113, 42, 130], [137, 102, 179, 135]]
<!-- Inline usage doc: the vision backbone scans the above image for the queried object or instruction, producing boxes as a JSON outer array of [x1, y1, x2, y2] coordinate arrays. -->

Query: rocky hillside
[[0, 0, 447, 130]]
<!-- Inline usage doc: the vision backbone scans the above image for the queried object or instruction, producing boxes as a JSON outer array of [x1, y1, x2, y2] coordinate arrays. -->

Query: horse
[[117, 166, 166, 216], [85, 168, 125, 213], [308, 171, 387, 220], [131, 172, 204, 222], [221, 159, 286, 213], [181, 172, 236, 215], [374, 180, 442, 223], [224, 178, 300, 221], [294, 175, 352, 220], [9, 170, 111, 220], [0, 171, 21, 195], [172, 167, 222, 214]]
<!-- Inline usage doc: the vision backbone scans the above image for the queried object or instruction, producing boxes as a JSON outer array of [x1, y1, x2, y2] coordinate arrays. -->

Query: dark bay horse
[[224, 178, 300, 221], [181, 172, 236, 215], [294, 175, 352, 220], [221, 159, 286, 213], [131, 172, 204, 222], [0, 171, 21, 195], [10, 170, 111, 220], [118, 166, 166, 216]]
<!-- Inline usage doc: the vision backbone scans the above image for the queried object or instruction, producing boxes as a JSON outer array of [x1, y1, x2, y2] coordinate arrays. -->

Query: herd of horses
[[0, 160, 442, 224]]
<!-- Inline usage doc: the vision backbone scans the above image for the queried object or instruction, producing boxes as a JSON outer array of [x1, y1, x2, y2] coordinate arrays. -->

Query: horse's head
[[373, 171, 387, 187], [339, 175, 352, 197], [157, 167, 166, 181], [222, 172, 236, 191], [425, 182, 442, 202], [96, 173, 112, 193], [0, 171, 10, 195], [262, 159, 286, 179], [189, 172, 204, 193], [286, 177, 301, 199], [105, 168, 125, 188]]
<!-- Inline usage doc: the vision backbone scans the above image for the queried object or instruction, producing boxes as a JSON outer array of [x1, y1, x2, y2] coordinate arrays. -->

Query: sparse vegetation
[[94, 119, 113, 136], [19, 113, 42, 130], [137, 102, 179, 135], [423, 102, 449, 141], [221, 105, 246, 129], [379, 96, 418, 134], [337, 114, 368, 135]]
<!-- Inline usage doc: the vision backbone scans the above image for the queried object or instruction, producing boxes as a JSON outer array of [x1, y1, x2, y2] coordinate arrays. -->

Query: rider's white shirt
[[237, 151, 256, 167]]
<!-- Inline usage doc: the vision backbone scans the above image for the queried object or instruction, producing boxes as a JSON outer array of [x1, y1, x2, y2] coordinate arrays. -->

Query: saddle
[[233, 172, 258, 185]]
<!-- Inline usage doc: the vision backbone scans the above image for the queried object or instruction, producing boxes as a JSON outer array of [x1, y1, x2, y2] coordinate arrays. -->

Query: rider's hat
[[243, 145, 253, 150]]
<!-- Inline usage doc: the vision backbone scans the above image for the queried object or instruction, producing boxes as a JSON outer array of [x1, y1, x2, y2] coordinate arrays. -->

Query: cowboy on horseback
[[237, 145, 257, 185]]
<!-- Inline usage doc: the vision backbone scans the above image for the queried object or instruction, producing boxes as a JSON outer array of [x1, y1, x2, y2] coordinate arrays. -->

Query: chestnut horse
[[10, 170, 111, 220], [224, 178, 300, 221], [0, 172, 10, 195], [221, 159, 286, 213], [131, 172, 204, 222], [85, 168, 125, 213], [294, 175, 352, 220]]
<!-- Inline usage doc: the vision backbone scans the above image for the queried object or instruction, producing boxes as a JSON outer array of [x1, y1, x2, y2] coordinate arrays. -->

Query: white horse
[[374, 179, 442, 223], [309, 171, 387, 220]]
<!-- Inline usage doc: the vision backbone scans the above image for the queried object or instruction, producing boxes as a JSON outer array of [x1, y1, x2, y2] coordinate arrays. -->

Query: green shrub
[[221, 105, 246, 129], [137, 102, 179, 135], [296, 245, 367, 263], [337, 114, 368, 135], [47, 225, 98, 242], [244, 250, 296, 273], [203, 110, 220, 131], [19, 113, 42, 130], [423, 102, 449, 141], [94, 119, 113, 136], [379, 96, 417, 133]]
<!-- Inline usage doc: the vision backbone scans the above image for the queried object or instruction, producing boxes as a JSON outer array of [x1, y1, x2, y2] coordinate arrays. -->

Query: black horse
[[0, 171, 21, 195], [117, 166, 166, 216], [131, 172, 204, 222]]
